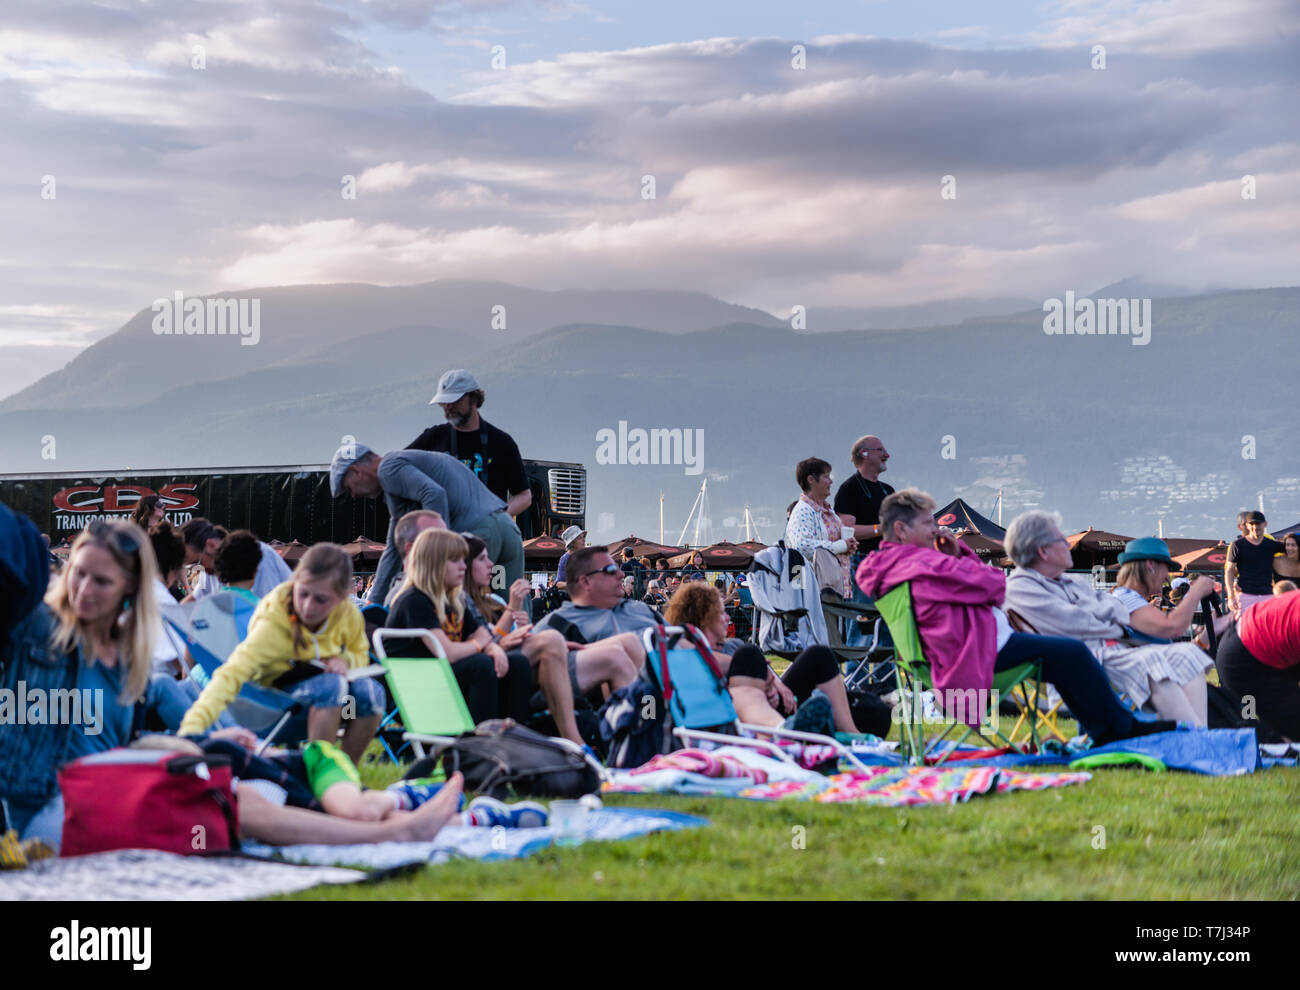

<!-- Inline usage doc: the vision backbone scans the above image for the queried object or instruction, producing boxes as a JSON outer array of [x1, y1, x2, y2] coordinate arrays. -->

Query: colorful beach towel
[[608, 761, 1090, 806]]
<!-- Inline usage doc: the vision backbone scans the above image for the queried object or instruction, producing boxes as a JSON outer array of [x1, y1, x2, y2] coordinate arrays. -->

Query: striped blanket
[[605, 748, 1089, 805]]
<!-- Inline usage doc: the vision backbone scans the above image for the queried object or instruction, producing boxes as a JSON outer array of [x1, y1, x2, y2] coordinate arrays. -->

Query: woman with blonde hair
[[177, 543, 385, 764], [1, 519, 160, 849], [385, 529, 534, 725]]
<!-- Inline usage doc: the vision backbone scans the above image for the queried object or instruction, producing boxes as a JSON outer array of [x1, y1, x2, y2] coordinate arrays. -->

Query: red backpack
[[59, 748, 239, 857]]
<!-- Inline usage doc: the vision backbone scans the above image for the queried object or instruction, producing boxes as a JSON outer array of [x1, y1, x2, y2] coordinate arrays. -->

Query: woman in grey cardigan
[[1002, 511, 1215, 726]]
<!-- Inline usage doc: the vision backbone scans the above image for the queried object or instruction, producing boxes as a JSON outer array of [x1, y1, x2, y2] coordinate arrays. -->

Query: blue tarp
[[857, 729, 1276, 776], [1069, 728, 1261, 776]]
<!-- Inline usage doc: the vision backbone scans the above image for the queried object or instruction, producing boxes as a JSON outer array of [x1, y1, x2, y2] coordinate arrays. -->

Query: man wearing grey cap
[[331, 441, 525, 606], [408, 368, 533, 519]]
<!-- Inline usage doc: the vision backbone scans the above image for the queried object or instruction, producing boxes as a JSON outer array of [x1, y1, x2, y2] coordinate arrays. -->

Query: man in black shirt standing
[[1225, 509, 1282, 616], [408, 369, 533, 520], [834, 435, 896, 555], [832, 435, 896, 645]]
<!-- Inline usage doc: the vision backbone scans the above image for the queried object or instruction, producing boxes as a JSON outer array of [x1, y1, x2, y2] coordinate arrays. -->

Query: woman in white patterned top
[[784, 457, 858, 598]]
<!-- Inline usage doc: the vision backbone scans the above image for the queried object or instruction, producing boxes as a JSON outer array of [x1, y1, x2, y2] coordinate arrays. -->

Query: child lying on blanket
[[146, 730, 549, 830]]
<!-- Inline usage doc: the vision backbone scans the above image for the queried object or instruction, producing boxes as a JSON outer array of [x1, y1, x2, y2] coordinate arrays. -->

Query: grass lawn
[[276, 726, 1299, 901]]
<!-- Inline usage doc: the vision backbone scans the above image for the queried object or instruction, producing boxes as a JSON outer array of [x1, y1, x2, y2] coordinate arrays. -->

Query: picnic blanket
[[0, 848, 364, 901], [604, 747, 1090, 805], [241, 807, 706, 871]]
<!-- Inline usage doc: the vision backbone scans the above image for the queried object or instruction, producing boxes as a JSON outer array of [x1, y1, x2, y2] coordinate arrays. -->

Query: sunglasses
[[88, 519, 141, 556], [580, 563, 621, 581]]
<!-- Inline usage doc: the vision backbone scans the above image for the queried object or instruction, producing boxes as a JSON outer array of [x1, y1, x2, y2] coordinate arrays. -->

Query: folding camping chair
[[371, 628, 476, 760], [644, 625, 871, 773], [1003, 610, 1070, 744], [822, 590, 895, 692], [168, 591, 387, 754], [166, 591, 308, 752], [359, 604, 411, 763], [874, 582, 1045, 765]]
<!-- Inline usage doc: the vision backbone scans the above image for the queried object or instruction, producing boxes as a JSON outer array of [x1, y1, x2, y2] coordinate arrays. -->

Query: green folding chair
[[874, 582, 1043, 765], [371, 628, 476, 761]]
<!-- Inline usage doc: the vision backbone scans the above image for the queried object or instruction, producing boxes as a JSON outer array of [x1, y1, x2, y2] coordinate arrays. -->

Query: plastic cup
[[549, 799, 588, 846]]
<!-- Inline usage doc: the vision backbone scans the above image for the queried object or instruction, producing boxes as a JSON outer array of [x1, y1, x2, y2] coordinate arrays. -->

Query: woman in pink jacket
[[856, 489, 1176, 745]]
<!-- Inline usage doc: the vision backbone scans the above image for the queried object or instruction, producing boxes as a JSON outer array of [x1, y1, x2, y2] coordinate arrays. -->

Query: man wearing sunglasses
[[533, 547, 663, 734]]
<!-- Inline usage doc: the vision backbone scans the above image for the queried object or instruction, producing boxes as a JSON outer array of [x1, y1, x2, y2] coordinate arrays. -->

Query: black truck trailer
[[0, 460, 586, 545]]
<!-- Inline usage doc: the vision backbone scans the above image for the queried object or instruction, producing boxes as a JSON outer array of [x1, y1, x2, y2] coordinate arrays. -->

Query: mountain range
[[1, 279, 1297, 544]]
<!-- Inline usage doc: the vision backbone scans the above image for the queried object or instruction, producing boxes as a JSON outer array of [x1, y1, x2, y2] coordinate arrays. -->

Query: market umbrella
[[1163, 538, 1221, 559], [522, 535, 567, 561], [605, 535, 685, 560], [737, 541, 769, 555], [935, 498, 1006, 539], [276, 540, 309, 565], [957, 530, 1007, 563], [668, 541, 756, 570], [1172, 541, 1231, 573], [1067, 528, 1134, 570], [341, 535, 385, 566]]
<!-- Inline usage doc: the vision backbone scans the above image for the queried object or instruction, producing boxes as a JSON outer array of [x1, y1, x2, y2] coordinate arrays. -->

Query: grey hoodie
[[1003, 567, 1131, 656]]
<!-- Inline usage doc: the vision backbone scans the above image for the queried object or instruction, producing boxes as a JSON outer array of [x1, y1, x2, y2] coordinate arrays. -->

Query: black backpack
[[403, 719, 603, 799]]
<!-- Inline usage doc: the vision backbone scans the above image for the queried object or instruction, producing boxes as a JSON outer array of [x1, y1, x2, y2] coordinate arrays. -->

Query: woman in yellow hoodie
[[178, 544, 384, 764]]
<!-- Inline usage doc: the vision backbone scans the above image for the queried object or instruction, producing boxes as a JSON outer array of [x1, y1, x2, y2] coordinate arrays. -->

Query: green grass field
[[276, 731, 1299, 901]]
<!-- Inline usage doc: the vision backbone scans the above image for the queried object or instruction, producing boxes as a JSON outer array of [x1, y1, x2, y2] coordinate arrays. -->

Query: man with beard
[[408, 369, 533, 520]]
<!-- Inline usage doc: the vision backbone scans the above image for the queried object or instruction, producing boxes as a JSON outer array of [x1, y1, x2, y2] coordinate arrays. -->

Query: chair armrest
[[1120, 625, 1172, 645], [820, 590, 878, 614], [372, 627, 448, 660], [1004, 609, 1039, 635]]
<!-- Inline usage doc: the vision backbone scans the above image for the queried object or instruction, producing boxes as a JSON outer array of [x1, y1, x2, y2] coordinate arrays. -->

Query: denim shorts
[[288, 672, 385, 717]]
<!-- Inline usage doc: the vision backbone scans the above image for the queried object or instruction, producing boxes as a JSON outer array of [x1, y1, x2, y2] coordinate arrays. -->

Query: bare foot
[[390, 773, 463, 842]]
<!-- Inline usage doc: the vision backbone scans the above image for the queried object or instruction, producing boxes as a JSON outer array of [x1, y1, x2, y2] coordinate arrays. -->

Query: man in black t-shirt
[[1225, 509, 1282, 615], [832, 435, 896, 646], [833, 435, 896, 556], [408, 369, 533, 519]]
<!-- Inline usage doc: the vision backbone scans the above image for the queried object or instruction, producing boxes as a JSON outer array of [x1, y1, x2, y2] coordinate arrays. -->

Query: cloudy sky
[[2, 0, 1297, 397]]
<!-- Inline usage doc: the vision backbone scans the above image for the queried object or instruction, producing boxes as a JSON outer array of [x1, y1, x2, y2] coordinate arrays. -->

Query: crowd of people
[[783, 436, 1300, 744], [5, 387, 1300, 862]]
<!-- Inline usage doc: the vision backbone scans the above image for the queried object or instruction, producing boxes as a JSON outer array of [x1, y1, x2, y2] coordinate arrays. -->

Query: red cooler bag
[[59, 748, 239, 857]]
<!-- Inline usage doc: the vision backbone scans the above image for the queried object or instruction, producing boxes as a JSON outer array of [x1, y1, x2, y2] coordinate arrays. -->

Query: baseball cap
[[430, 369, 480, 405], [329, 442, 373, 498]]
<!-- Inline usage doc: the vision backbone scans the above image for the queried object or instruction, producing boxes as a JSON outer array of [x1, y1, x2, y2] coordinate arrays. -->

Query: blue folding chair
[[166, 591, 309, 751], [644, 624, 870, 771]]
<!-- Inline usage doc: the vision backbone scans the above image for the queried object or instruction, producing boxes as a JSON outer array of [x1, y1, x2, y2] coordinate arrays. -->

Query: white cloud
[[0, 0, 1295, 382], [357, 160, 439, 191], [1033, 0, 1300, 53]]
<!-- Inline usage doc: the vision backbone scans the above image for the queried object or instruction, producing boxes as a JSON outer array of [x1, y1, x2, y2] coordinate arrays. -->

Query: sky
[[1, 0, 1297, 398]]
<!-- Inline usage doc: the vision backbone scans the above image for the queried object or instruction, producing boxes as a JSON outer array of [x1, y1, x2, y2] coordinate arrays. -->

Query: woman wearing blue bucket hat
[[1106, 537, 1216, 724], [1005, 521, 1214, 726]]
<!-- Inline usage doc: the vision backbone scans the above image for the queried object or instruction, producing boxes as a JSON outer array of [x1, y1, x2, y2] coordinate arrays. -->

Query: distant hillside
[[0, 281, 784, 411], [1, 286, 1297, 543]]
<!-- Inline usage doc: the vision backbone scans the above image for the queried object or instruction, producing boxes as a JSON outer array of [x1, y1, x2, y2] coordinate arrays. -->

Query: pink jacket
[[856, 541, 1005, 700]]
